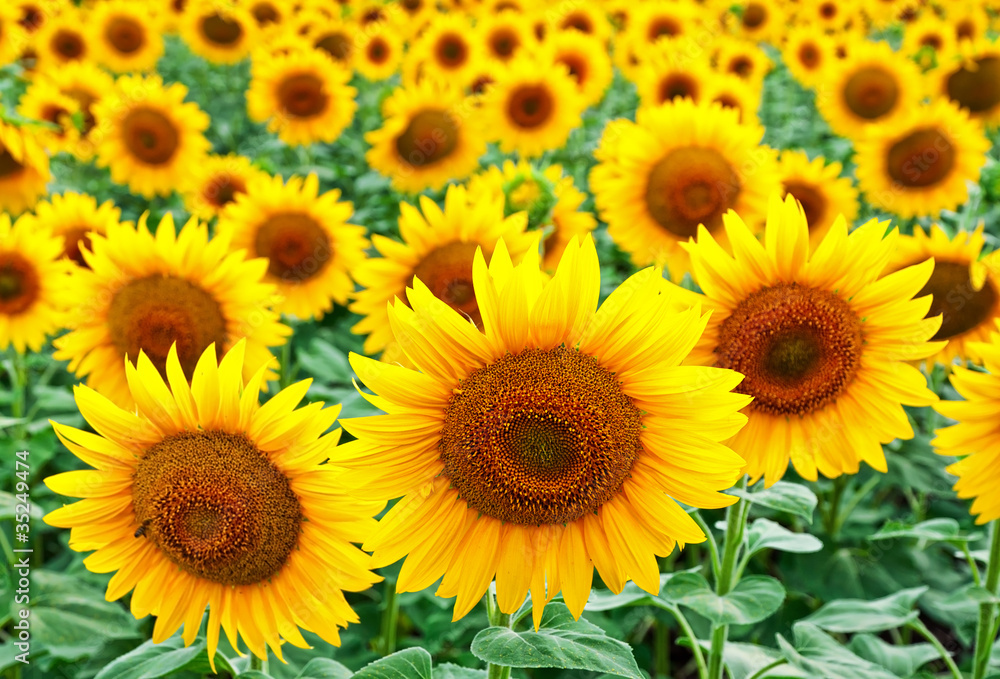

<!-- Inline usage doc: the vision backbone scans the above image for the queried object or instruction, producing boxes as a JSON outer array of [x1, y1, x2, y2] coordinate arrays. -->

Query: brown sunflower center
[[919, 260, 997, 340], [843, 66, 899, 119], [315, 32, 351, 61], [367, 37, 389, 63], [945, 56, 1000, 114], [658, 73, 699, 103], [107, 276, 228, 379], [743, 3, 767, 29], [956, 20, 975, 41], [507, 84, 554, 128], [798, 42, 820, 69], [61, 228, 95, 267], [435, 33, 468, 69], [105, 16, 145, 55], [716, 283, 862, 416], [0, 145, 25, 178], [819, 2, 837, 19], [921, 34, 943, 51], [648, 17, 680, 40], [410, 241, 481, 325], [645, 146, 740, 238], [255, 212, 330, 282], [0, 254, 39, 315], [133, 431, 301, 586], [121, 108, 179, 165], [41, 104, 70, 134], [562, 12, 593, 33], [64, 88, 97, 135], [20, 5, 42, 31], [886, 127, 955, 189], [278, 73, 328, 118], [204, 174, 246, 208], [489, 27, 519, 59], [201, 14, 243, 45], [395, 109, 459, 167], [251, 2, 280, 25], [559, 54, 587, 84], [441, 346, 642, 525], [782, 181, 827, 229], [728, 56, 753, 78], [53, 29, 85, 59]]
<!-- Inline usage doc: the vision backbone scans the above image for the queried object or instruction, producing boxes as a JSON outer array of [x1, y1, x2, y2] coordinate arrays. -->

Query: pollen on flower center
[[0, 254, 39, 315], [107, 275, 228, 379], [508, 85, 554, 128], [122, 108, 179, 165], [645, 146, 741, 238], [105, 16, 145, 54], [843, 66, 899, 119], [395, 110, 459, 167], [132, 431, 301, 586], [919, 260, 998, 340], [945, 56, 1000, 113], [201, 14, 242, 45], [440, 346, 643, 525], [278, 73, 328, 118], [716, 283, 863, 416], [254, 212, 331, 281], [886, 127, 955, 188]]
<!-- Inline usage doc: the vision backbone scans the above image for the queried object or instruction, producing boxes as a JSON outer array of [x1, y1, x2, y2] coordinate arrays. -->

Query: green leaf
[[433, 664, 487, 678], [471, 602, 642, 678], [663, 573, 785, 625], [585, 572, 696, 612], [353, 648, 432, 679], [94, 637, 206, 679], [801, 587, 927, 633], [728, 482, 818, 524], [746, 518, 824, 558], [297, 337, 353, 385], [848, 634, 941, 677], [296, 658, 353, 679], [716, 641, 808, 679], [777, 623, 897, 679], [870, 518, 981, 544]]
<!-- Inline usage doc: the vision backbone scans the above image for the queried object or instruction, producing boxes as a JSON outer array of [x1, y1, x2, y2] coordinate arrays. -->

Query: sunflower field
[[3, 0, 1000, 678]]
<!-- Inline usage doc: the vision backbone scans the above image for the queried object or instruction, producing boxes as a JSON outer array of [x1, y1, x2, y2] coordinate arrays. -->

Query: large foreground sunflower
[[350, 185, 532, 361], [335, 237, 749, 625], [217, 173, 368, 320], [662, 195, 942, 485], [45, 341, 382, 664], [889, 224, 1000, 366], [855, 98, 990, 218], [247, 49, 357, 147], [0, 214, 72, 353], [93, 75, 211, 198], [590, 98, 780, 280], [20, 192, 127, 267], [0, 121, 50, 214], [365, 79, 485, 193], [54, 214, 289, 409]]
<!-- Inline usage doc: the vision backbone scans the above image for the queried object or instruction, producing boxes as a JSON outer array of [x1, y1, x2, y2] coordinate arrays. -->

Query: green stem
[[278, 339, 293, 390], [832, 475, 881, 538], [378, 579, 400, 656], [654, 619, 670, 678], [708, 477, 750, 679], [964, 543, 983, 587], [908, 619, 962, 679], [823, 476, 848, 538], [486, 591, 512, 679], [692, 510, 722, 583], [746, 659, 787, 679], [7, 349, 28, 441], [973, 521, 1000, 679], [666, 604, 709, 679], [249, 653, 264, 672]]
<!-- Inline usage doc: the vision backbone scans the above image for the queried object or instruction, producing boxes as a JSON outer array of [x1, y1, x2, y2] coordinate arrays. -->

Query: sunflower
[[90, 0, 163, 73], [0, 121, 50, 214], [542, 30, 613, 107], [247, 49, 356, 147], [549, 0, 612, 44], [0, 5, 27, 67], [45, 341, 382, 666], [855, 98, 990, 218], [731, 1, 785, 44], [0, 214, 72, 353], [389, 0, 435, 39], [933, 328, 1000, 523], [663, 194, 941, 485], [887, 224, 1000, 366], [902, 13, 956, 71], [934, 37, 1000, 128], [350, 185, 533, 362], [589, 98, 780, 281], [20, 192, 126, 268], [156, 0, 188, 33], [92, 74, 211, 198], [478, 10, 533, 63], [465, 160, 597, 271], [702, 72, 760, 124], [713, 38, 772, 86], [43, 60, 114, 161], [816, 40, 922, 140], [776, 149, 859, 247], [404, 13, 482, 85], [33, 6, 90, 72], [12, 0, 51, 34], [335, 236, 749, 625], [305, 13, 357, 67], [635, 45, 715, 110], [950, 2, 989, 44], [782, 26, 837, 89], [809, 0, 862, 31], [623, 1, 701, 50], [181, 154, 266, 222], [216, 173, 367, 321], [247, 0, 285, 29], [479, 56, 584, 158], [365, 79, 486, 193], [17, 80, 82, 156], [181, 1, 258, 64], [354, 26, 403, 81], [54, 214, 290, 410]]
